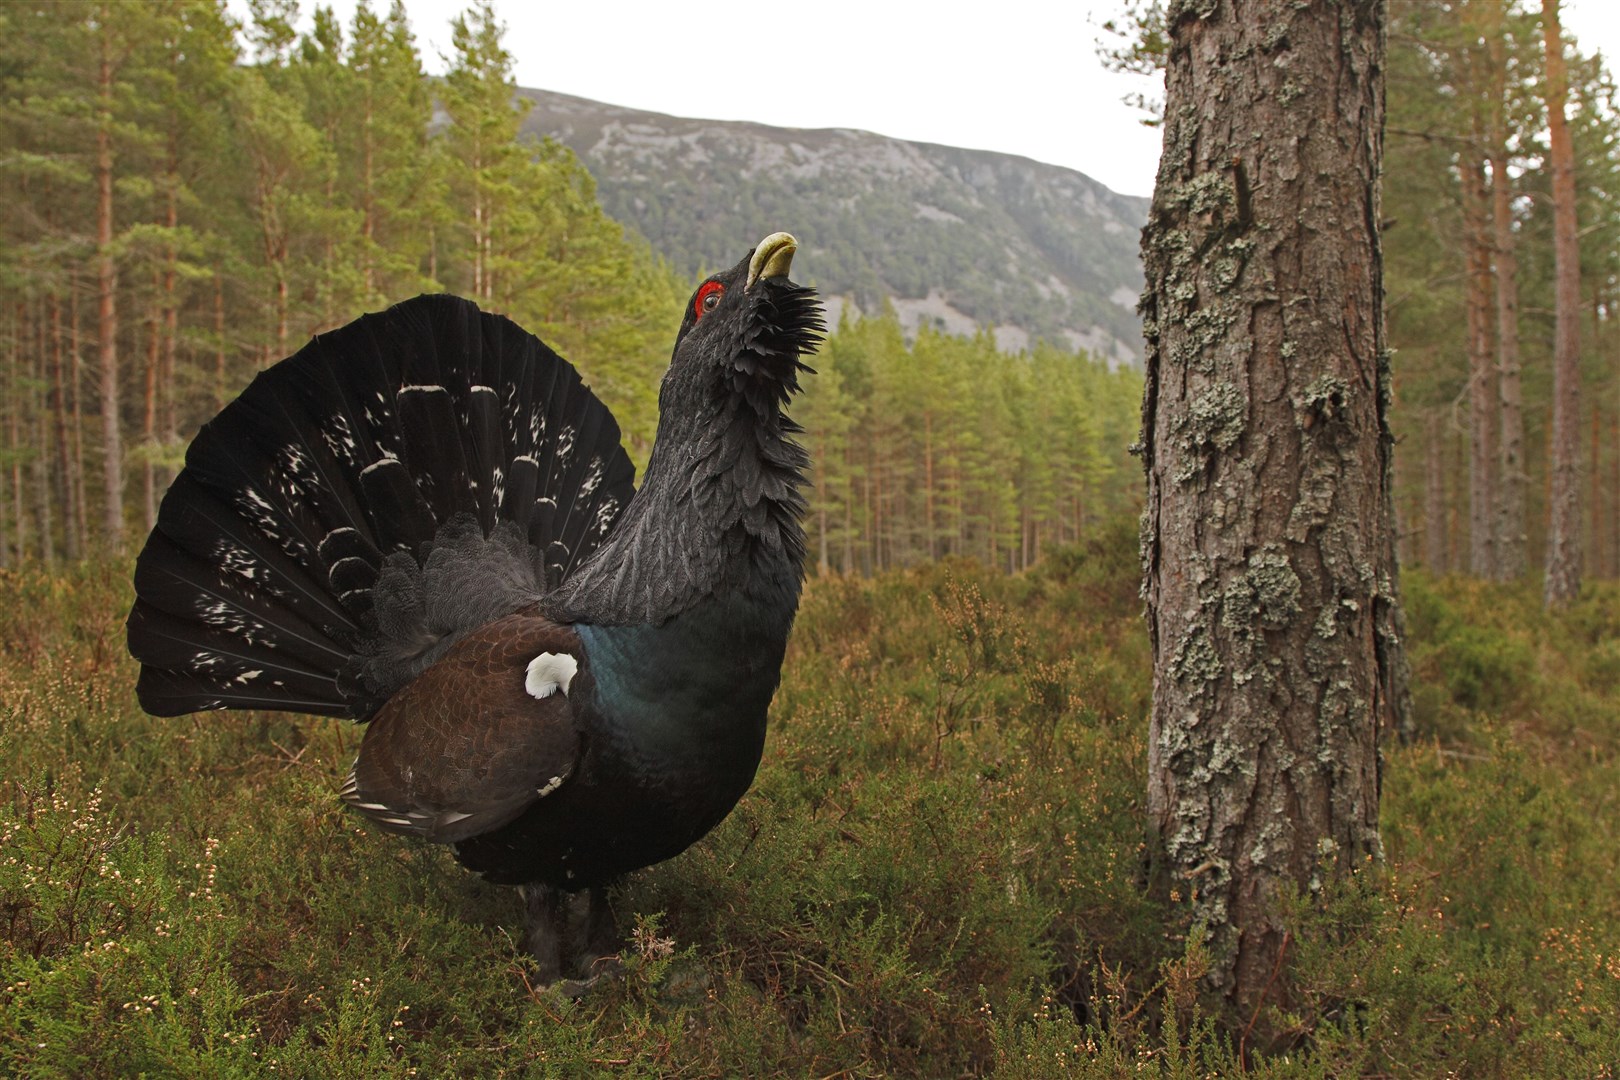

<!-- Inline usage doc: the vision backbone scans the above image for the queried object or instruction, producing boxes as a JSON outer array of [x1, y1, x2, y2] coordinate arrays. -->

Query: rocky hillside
[[518, 88, 1149, 364]]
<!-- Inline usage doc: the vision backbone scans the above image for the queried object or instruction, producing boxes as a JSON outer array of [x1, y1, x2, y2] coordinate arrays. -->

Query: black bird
[[127, 232, 822, 984]]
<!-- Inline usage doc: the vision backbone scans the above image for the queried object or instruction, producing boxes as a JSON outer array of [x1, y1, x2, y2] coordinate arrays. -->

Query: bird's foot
[[517, 882, 624, 992], [550, 955, 623, 1000]]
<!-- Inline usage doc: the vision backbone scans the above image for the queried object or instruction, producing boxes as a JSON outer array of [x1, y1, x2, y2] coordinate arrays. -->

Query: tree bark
[[9, 304, 26, 561], [1486, 17, 1527, 581], [1592, 401, 1603, 577], [1542, 0, 1583, 605], [1424, 409, 1447, 573], [97, 9, 125, 547], [160, 135, 180, 521], [215, 273, 228, 411], [33, 313, 53, 566], [1610, 412, 1619, 579], [69, 279, 88, 556], [1461, 158, 1496, 579], [48, 293, 78, 561], [143, 270, 160, 532], [1138, 0, 1397, 1016]]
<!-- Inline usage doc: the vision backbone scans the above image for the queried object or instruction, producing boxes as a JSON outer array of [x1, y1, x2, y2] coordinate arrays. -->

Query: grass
[[1, 527, 1617, 1077]]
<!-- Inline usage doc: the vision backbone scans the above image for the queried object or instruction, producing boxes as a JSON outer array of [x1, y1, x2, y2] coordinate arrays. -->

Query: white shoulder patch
[[525, 652, 578, 700]]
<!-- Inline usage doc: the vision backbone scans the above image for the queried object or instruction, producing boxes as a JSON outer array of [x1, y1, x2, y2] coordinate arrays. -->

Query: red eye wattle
[[693, 281, 725, 320]]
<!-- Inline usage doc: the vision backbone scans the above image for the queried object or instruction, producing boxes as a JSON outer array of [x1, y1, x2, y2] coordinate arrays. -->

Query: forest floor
[[2, 525, 1617, 1078]]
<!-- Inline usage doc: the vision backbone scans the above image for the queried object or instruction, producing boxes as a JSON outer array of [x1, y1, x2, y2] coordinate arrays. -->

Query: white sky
[[235, 1, 1620, 200]]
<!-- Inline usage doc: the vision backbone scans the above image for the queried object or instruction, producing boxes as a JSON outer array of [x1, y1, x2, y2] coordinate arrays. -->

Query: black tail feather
[[128, 295, 636, 719]]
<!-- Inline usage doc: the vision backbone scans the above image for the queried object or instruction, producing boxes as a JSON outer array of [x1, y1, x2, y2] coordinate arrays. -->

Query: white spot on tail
[[524, 652, 577, 700], [536, 775, 565, 798], [398, 384, 447, 395]]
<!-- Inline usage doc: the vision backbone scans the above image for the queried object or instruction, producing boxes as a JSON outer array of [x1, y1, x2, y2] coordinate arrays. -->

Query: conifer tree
[[1542, 0, 1583, 605], [1138, 0, 1397, 1014], [346, 0, 435, 302], [439, 1, 528, 303]]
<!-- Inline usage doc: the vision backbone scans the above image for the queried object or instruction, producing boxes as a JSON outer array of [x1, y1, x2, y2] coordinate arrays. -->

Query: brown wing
[[339, 612, 585, 843]]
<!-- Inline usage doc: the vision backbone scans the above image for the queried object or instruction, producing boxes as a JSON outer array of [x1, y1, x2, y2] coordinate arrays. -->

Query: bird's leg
[[517, 883, 565, 983], [574, 885, 623, 978]]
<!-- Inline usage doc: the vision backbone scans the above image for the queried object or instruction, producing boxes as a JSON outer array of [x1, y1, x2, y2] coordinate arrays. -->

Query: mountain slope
[[518, 88, 1148, 364]]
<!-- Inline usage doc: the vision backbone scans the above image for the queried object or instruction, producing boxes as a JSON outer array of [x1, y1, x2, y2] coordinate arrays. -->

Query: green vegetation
[[3, 537, 1615, 1077], [794, 312, 1142, 575]]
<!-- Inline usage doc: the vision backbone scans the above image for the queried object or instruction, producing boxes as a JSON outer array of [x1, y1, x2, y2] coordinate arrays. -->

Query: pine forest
[[0, 1, 1140, 577]]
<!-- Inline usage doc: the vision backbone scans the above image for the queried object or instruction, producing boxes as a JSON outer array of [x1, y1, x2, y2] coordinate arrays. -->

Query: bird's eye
[[694, 281, 725, 320]]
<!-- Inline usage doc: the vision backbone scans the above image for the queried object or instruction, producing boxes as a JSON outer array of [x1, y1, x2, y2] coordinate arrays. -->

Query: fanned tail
[[127, 295, 636, 719]]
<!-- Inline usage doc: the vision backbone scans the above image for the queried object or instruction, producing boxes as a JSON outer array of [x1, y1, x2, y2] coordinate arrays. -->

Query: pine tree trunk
[[96, 12, 125, 547], [1610, 413, 1619, 579], [842, 470, 855, 574], [10, 303, 26, 561], [33, 326, 53, 566], [871, 440, 884, 572], [69, 280, 88, 556], [363, 80, 376, 297], [924, 411, 937, 560], [275, 267, 288, 360], [1138, 0, 1397, 1017], [161, 146, 180, 515], [1461, 159, 1496, 578], [1542, 0, 1583, 605], [1590, 399, 1602, 576], [1424, 409, 1447, 573], [215, 273, 227, 411], [143, 272, 160, 532], [1487, 21, 1527, 581], [48, 293, 79, 561], [472, 146, 485, 299]]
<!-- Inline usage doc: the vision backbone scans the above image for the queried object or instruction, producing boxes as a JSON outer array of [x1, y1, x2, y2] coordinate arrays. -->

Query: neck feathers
[[542, 385, 808, 628]]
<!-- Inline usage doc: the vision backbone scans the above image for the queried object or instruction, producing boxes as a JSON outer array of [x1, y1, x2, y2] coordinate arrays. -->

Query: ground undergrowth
[[2, 526, 1617, 1077]]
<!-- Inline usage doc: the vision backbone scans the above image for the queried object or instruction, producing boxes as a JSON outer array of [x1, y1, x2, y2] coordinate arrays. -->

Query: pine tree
[[438, 1, 528, 303], [1542, 0, 1583, 605], [346, 0, 435, 302], [1138, 0, 1398, 1015]]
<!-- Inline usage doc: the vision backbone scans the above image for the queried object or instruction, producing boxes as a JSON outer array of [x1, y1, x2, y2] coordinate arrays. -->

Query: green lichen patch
[[1247, 548, 1303, 628], [1170, 620, 1225, 694], [1171, 171, 1237, 218], [1300, 373, 1350, 425], [1186, 380, 1247, 452]]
